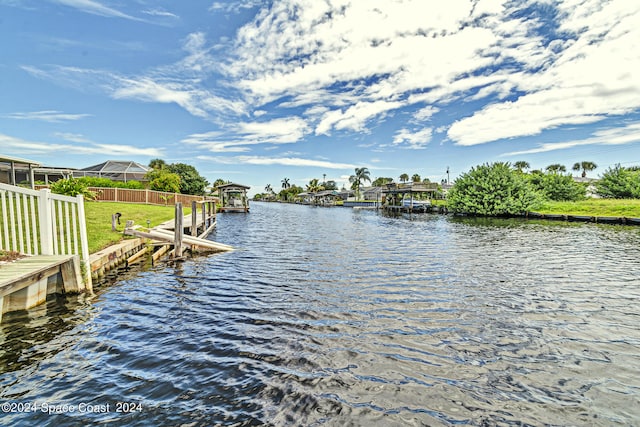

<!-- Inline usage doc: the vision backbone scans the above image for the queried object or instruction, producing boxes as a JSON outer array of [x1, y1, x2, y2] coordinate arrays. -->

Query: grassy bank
[[85, 202, 190, 253], [535, 199, 640, 218]]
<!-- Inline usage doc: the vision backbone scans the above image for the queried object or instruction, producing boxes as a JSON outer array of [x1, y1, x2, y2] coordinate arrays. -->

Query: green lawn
[[535, 199, 640, 217], [85, 202, 191, 253]]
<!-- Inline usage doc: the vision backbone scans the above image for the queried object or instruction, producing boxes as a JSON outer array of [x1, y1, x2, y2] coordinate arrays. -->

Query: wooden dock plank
[[0, 255, 75, 298]]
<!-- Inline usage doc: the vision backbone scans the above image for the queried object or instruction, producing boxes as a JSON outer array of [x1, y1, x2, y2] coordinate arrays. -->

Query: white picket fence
[[0, 183, 90, 283]]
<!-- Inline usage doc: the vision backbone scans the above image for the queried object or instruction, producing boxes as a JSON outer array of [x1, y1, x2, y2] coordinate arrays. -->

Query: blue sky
[[1, 0, 639, 195]]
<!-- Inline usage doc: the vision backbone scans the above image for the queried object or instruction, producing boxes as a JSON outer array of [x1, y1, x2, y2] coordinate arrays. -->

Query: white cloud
[[316, 100, 404, 135], [0, 133, 163, 157], [223, 0, 640, 149], [3, 110, 91, 122], [502, 122, 640, 156], [393, 128, 433, 149], [413, 106, 439, 122], [20, 0, 640, 155], [448, 0, 640, 146], [183, 117, 310, 152]]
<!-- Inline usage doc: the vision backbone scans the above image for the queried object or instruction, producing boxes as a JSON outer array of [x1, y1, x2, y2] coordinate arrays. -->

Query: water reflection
[[1, 202, 639, 426]]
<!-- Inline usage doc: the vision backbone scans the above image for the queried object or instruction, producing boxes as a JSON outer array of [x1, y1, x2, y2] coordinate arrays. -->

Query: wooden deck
[[0, 254, 86, 322]]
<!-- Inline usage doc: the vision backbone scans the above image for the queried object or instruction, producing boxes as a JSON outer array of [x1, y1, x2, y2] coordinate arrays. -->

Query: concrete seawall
[[89, 238, 148, 281]]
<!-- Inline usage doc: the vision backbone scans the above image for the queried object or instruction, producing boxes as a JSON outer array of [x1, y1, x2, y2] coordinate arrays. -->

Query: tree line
[[256, 168, 444, 202], [448, 161, 640, 215]]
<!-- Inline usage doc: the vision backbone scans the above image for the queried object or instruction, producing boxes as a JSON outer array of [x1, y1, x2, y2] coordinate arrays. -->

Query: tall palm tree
[[349, 167, 371, 200], [149, 158, 167, 170], [572, 161, 597, 178], [513, 161, 530, 172], [546, 164, 566, 174], [281, 177, 290, 189], [399, 173, 409, 183], [306, 178, 324, 194]]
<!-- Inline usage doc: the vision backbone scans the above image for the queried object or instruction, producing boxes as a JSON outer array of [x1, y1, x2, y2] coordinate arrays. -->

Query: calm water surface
[[1, 202, 639, 426]]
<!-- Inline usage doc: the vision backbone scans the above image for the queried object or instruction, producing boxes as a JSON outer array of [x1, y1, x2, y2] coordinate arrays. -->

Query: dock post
[[191, 201, 198, 237], [201, 202, 206, 234], [175, 203, 183, 257]]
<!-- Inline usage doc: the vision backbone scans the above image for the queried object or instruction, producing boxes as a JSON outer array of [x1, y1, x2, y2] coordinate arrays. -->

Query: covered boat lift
[[382, 182, 439, 213], [217, 182, 250, 212]]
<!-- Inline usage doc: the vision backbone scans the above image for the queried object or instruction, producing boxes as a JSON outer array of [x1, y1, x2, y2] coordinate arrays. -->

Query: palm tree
[[306, 178, 324, 193], [149, 158, 167, 170], [513, 161, 530, 172], [572, 161, 597, 178], [546, 164, 567, 174], [281, 177, 290, 189], [412, 174, 421, 182], [349, 167, 371, 200], [399, 173, 409, 183]]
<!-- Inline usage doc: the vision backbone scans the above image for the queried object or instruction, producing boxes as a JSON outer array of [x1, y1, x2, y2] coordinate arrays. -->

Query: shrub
[[50, 178, 96, 200], [596, 164, 640, 198], [529, 173, 586, 201], [447, 162, 540, 215], [75, 177, 145, 189], [146, 169, 181, 193]]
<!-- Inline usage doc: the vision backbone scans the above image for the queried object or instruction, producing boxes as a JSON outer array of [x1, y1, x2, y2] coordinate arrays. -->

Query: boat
[[401, 199, 431, 208]]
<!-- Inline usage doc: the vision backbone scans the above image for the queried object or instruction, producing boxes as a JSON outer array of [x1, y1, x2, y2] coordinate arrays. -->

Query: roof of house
[[0, 154, 42, 166], [81, 160, 149, 174], [217, 182, 251, 190]]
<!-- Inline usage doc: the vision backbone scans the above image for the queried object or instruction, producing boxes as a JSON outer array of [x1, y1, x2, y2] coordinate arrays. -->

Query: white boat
[[402, 199, 431, 208]]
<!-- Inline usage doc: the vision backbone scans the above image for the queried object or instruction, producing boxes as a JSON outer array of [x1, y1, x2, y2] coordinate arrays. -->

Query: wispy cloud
[[142, 8, 179, 19], [2, 110, 91, 122], [52, 0, 143, 21], [22, 64, 246, 119], [209, 0, 265, 14], [501, 122, 640, 157], [0, 133, 163, 157], [53, 132, 94, 143], [183, 117, 311, 152], [198, 155, 356, 169]]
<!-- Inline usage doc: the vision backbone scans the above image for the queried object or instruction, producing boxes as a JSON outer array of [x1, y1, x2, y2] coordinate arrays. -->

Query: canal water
[[1, 202, 639, 426]]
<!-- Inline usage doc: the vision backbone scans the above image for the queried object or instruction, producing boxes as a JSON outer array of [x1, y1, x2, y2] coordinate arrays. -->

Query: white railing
[[0, 183, 90, 284]]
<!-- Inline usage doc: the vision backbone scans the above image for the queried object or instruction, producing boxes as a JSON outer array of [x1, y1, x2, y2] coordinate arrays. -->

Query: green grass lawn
[[535, 199, 640, 217], [85, 202, 191, 253]]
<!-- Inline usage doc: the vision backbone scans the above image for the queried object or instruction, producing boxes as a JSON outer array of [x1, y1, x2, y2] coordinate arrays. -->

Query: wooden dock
[[124, 200, 232, 260], [0, 254, 87, 323]]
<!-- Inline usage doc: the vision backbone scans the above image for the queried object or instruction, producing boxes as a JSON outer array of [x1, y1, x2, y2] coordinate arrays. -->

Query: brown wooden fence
[[89, 187, 206, 205], [35, 186, 207, 206]]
